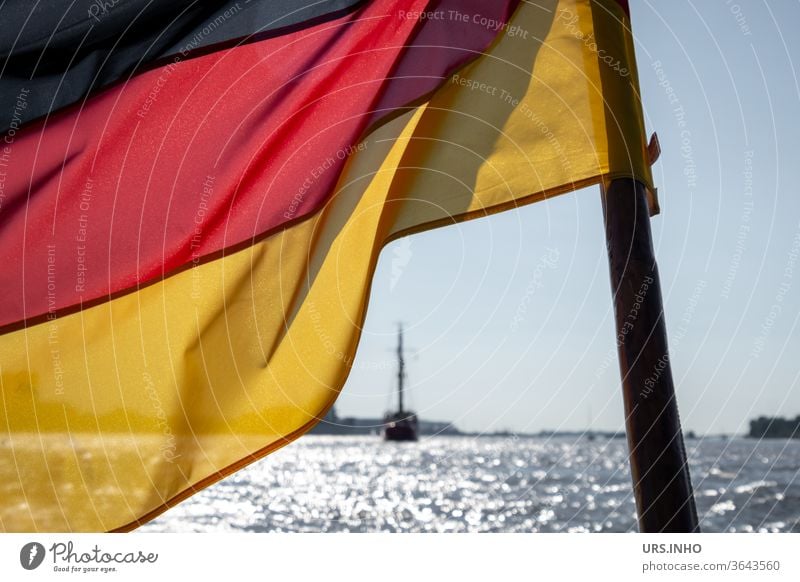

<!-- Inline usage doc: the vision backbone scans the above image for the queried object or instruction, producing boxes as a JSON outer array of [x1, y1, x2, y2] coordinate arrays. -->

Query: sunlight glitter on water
[[140, 436, 800, 533]]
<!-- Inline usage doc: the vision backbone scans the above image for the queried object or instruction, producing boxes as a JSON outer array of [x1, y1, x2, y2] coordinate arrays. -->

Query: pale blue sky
[[336, 0, 800, 435]]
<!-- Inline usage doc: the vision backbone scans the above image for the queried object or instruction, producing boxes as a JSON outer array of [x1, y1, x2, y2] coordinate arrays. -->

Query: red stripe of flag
[[0, 0, 517, 329]]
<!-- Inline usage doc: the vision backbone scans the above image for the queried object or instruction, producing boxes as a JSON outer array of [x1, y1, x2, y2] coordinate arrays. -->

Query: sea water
[[141, 435, 800, 533]]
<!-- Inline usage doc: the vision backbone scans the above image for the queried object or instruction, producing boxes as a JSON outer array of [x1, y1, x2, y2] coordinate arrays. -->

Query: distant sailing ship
[[383, 323, 418, 442], [586, 404, 596, 441]]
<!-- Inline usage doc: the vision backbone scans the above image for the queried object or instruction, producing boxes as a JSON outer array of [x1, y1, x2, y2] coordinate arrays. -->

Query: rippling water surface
[[141, 436, 800, 533]]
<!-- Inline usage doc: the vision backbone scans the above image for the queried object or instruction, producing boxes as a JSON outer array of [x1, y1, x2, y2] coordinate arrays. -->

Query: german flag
[[0, 0, 654, 531]]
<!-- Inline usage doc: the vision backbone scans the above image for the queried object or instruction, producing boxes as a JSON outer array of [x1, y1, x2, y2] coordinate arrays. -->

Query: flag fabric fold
[[0, 0, 653, 531], [0, 0, 368, 132]]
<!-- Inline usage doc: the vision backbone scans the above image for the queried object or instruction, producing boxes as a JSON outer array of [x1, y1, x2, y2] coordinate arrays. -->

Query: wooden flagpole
[[601, 177, 700, 532]]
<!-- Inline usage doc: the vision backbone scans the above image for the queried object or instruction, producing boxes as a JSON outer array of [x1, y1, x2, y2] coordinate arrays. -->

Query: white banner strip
[[1, 533, 798, 581]]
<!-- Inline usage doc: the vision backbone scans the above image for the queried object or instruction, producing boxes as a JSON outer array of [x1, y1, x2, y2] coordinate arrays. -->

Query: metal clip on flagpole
[[601, 176, 700, 532]]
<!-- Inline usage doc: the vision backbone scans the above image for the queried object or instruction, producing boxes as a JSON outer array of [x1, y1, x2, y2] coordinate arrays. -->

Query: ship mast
[[397, 323, 405, 414]]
